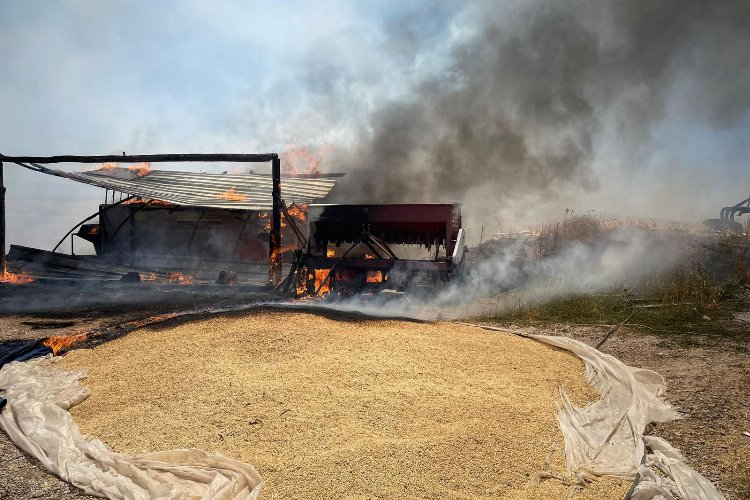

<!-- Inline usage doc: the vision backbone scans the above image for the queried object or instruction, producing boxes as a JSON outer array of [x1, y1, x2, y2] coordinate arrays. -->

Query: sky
[[1, 0, 749, 251]]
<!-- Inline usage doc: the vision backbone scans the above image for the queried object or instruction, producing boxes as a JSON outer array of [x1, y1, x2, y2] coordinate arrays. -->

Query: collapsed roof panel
[[21, 164, 340, 210]]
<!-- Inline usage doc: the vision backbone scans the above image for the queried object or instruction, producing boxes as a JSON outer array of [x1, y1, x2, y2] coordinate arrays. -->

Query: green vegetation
[[481, 290, 746, 346]]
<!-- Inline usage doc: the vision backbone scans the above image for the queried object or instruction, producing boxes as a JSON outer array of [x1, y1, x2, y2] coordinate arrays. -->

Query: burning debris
[[41, 332, 87, 355], [128, 162, 153, 177], [122, 197, 175, 206], [0, 152, 347, 291], [0, 261, 33, 284], [167, 272, 193, 285], [90, 162, 153, 178]]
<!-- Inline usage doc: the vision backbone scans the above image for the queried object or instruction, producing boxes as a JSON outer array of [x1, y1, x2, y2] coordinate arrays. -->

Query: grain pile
[[58, 309, 630, 499]]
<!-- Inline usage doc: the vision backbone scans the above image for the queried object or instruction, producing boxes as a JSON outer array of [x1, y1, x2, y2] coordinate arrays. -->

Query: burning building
[[0, 153, 341, 284], [0, 153, 466, 293]]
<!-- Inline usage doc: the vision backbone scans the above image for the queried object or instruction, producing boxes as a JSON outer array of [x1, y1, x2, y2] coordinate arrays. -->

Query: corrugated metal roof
[[27, 165, 340, 210]]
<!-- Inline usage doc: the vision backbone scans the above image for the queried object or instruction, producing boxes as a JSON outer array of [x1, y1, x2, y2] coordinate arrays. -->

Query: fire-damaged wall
[[92, 203, 269, 272]]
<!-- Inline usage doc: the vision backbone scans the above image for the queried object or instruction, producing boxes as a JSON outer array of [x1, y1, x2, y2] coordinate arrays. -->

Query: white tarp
[[530, 334, 725, 500], [0, 357, 263, 500]]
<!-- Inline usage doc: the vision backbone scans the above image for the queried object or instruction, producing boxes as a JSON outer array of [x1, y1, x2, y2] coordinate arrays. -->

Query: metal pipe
[[51, 195, 135, 253], [0, 153, 278, 164]]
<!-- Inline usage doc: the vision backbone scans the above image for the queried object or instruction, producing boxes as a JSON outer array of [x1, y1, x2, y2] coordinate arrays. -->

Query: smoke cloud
[[330, 0, 750, 234], [317, 226, 686, 320]]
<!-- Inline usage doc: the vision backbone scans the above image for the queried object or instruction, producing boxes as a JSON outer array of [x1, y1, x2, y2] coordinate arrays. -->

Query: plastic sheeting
[[531, 334, 725, 500], [632, 436, 727, 500], [0, 357, 263, 500]]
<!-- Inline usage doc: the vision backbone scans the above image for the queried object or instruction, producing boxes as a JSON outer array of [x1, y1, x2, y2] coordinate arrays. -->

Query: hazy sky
[[1, 0, 748, 251]]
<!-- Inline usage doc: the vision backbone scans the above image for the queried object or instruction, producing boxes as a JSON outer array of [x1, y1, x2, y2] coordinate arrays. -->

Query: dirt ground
[[0, 300, 747, 498]]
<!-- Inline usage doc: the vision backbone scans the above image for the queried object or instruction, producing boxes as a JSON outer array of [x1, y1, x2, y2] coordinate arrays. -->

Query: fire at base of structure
[[0, 154, 465, 291]]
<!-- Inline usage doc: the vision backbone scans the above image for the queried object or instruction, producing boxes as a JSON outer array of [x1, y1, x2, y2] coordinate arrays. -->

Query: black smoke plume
[[331, 0, 750, 225]]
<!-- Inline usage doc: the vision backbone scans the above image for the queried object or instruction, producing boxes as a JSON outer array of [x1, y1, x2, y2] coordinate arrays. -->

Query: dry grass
[[489, 215, 749, 302], [531, 215, 685, 259], [58, 310, 630, 499]]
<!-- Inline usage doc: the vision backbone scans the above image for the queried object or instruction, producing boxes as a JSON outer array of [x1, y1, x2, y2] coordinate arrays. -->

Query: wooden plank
[[1, 153, 277, 164]]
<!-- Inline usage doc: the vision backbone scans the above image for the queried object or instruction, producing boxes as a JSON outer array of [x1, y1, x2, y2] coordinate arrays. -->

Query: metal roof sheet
[[26, 165, 340, 210]]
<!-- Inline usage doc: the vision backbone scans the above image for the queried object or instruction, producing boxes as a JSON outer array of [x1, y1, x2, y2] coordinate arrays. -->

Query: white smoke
[[313, 227, 684, 320]]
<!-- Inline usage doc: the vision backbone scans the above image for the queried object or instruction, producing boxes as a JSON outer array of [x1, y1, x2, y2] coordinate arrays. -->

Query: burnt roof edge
[[0, 153, 278, 163]]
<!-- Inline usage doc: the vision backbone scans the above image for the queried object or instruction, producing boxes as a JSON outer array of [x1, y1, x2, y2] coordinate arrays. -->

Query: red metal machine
[[289, 203, 466, 294]]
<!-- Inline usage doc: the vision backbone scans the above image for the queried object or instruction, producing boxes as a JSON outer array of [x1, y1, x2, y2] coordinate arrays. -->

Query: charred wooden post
[[0, 162, 5, 271], [0, 153, 278, 164], [269, 157, 282, 284]]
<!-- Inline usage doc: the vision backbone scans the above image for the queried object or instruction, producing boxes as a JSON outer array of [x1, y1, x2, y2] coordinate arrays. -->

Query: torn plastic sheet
[[0, 357, 263, 500], [530, 334, 725, 500], [631, 436, 726, 500]]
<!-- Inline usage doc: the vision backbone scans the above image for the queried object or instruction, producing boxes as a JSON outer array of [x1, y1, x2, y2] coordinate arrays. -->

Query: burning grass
[[58, 310, 630, 499]]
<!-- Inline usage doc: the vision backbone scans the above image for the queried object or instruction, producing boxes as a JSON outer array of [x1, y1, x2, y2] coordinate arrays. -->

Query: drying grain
[[58, 310, 630, 499]]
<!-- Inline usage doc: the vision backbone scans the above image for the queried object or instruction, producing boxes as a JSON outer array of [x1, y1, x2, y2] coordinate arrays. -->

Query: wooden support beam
[[269, 157, 282, 284], [0, 153, 278, 164], [0, 162, 5, 270]]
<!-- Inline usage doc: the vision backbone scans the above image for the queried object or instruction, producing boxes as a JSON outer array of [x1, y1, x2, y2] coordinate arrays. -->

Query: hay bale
[[58, 311, 630, 499]]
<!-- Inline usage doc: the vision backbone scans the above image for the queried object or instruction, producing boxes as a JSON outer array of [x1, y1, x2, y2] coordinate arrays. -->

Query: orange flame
[[314, 269, 331, 294], [126, 313, 179, 329], [217, 187, 248, 201], [168, 272, 193, 285], [128, 162, 152, 177], [89, 162, 151, 176], [326, 248, 335, 258], [366, 271, 384, 283], [286, 203, 308, 222], [363, 253, 376, 259], [260, 203, 308, 231], [123, 197, 175, 206], [0, 261, 34, 284], [89, 226, 100, 234], [281, 144, 333, 175], [42, 332, 87, 355]]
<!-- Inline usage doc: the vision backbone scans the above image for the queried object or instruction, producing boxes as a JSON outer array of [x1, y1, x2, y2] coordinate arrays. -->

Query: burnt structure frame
[[0, 153, 284, 283]]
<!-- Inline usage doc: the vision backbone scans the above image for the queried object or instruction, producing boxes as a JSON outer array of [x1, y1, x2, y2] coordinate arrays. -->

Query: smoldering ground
[[327, 0, 750, 236]]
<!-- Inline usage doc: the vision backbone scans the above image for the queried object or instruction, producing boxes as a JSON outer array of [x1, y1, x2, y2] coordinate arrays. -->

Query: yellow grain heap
[[58, 310, 630, 499]]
